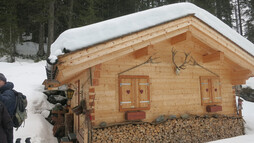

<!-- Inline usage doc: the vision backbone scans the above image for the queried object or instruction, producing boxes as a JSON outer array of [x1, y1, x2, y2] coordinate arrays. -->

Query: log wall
[[69, 69, 91, 142], [92, 39, 237, 125]]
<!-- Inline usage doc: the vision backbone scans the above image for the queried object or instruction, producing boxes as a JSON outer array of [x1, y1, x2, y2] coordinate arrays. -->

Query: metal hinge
[[140, 101, 150, 103], [203, 97, 210, 100], [139, 83, 149, 86], [120, 83, 131, 87], [201, 83, 208, 85], [120, 101, 131, 105]]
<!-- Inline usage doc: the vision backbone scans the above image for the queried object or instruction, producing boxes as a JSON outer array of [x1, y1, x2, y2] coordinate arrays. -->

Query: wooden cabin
[[44, 3, 254, 143]]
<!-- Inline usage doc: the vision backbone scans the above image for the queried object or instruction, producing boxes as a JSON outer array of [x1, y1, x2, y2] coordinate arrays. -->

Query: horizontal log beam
[[231, 79, 246, 85], [203, 51, 224, 63], [170, 32, 187, 45], [232, 69, 251, 77], [134, 46, 149, 59], [231, 70, 251, 85], [231, 70, 251, 80]]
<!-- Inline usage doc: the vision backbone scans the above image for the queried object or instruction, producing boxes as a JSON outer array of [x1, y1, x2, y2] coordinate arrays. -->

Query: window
[[119, 75, 150, 112], [200, 76, 221, 105]]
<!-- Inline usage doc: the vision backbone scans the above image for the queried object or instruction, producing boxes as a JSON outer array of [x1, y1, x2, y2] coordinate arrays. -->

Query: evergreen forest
[[0, 0, 253, 62]]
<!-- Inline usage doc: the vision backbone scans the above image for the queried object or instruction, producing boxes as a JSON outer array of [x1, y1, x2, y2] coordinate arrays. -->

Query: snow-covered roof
[[49, 2, 254, 63]]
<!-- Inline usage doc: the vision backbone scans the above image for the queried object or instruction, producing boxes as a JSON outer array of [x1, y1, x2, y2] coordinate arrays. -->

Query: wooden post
[[65, 113, 74, 136], [239, 109, 242, 117], [238, 97, 243, 117]]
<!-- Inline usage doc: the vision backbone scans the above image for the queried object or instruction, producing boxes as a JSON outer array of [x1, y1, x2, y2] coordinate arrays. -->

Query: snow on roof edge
[[48, 2, 254, 64], [56, 14, 194, 58], [193, 16, 254, 58]]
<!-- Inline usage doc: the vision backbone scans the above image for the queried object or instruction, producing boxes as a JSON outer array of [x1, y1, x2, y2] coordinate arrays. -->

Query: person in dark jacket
[[0, 73, 16, 116], [0, 73, 16, 143], [0, 101, 13, 143]]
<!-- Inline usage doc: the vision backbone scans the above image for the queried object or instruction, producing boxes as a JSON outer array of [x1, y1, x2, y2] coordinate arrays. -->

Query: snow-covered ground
[[0, 58, 254, 143], [0, 58, 57, 143], [15, 42, 47, 56]]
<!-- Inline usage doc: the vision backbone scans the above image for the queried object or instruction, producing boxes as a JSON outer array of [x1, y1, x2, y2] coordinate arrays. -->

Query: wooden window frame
[[200, 76, 222, 105], [119, 75, 150, 112]]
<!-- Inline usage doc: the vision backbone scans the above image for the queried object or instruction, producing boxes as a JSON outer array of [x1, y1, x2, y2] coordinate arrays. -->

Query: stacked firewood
[[92, 115, 244, 143]]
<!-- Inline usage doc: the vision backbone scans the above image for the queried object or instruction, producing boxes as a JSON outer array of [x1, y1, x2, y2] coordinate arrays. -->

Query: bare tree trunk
[[68, 0, 74, 29], [47, 0, 55, 58], [237, 0, 243, 35], [37, 22, 45, 57], [9, 26, 15, 63], [11, 42, 16, 63], [146, 0, 150, 8], [234, 1, 239, 33]]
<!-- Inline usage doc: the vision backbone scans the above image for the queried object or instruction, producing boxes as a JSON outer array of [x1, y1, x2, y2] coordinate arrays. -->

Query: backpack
[[12, 90, 27, 129]]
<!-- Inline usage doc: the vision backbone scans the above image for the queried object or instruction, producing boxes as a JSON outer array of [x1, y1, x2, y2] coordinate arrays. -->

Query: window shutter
[[211, 78, 221, 103], [137, 78, 150, 108], [200, 77, 211, 104], [119, 78, 134, 110], [119, 75, 150, 111]]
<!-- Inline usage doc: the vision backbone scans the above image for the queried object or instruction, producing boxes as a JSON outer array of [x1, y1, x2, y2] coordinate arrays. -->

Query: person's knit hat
[[0, 73, 6, 83]]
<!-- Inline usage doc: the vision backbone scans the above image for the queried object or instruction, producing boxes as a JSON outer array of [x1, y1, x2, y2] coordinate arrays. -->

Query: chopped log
[[92, 115, 244, 143]]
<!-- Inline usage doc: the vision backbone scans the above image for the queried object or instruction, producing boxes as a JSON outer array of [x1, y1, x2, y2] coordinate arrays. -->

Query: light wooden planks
[[63, 19, 250, 126], [170, 32, 187, 45], [203, 51, 224, 63], [58, 16, 193, 63], [190, 17, 254, 74], [134, 46, 149, 59], [56, 27, 190, 83]]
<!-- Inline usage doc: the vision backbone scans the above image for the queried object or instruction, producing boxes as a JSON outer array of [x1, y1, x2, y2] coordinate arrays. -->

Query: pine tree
[[68, 0, 74, 29], [244, 0, 254, 42], [28, 0, 48, 57], [215, 0, 233, 27], [0, 0, 19, 62], [47, 0, 55, 57]]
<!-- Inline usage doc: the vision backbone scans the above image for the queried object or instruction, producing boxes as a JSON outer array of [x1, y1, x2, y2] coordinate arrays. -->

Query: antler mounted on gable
[[171, 48, 192, 75], [171, 48, 219, 77]]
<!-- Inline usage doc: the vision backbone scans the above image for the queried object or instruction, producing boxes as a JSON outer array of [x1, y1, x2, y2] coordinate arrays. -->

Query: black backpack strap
[[12, 90, 18, 113]]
